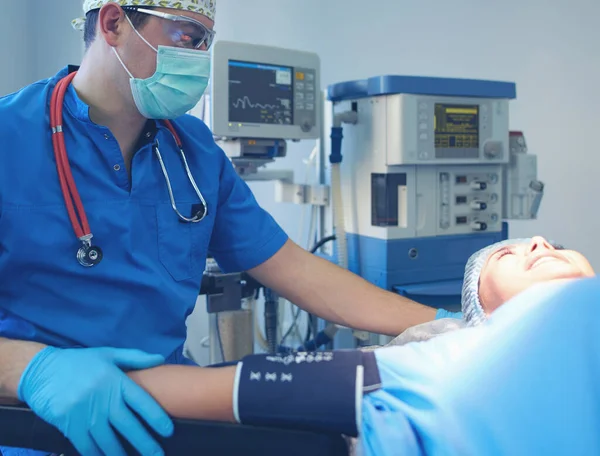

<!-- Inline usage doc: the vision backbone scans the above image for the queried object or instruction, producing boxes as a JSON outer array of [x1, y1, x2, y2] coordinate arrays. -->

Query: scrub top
[[0, 66, 288, 360]]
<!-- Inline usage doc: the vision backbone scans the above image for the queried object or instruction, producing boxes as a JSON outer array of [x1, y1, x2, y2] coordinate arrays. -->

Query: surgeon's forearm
[[0, 337, 46, 400], [127, 365, 237, 422], [249, 240, 437, 336]]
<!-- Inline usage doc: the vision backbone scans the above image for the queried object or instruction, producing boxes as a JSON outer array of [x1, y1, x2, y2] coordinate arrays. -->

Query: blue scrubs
[[361, 277, 600, 455], [0, 66, 288, 360]]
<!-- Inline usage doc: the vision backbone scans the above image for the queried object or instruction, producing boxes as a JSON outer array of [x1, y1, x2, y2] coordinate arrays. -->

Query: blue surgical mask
[[113, 18, 211, 119]]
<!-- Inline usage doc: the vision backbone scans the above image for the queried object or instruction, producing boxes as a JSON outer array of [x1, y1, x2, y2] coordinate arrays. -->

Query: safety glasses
[[134, 7, 216, 50]]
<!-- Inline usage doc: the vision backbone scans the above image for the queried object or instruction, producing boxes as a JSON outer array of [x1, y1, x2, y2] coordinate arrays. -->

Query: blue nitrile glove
[[18, 346, 174, 456], [435, 308, 463, 320]]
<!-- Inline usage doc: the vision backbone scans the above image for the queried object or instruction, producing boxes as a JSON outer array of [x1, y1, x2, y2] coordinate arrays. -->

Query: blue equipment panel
[[347, 233, 506, 309], [338, 223, 509, 309], [327, 75, 516, 102]]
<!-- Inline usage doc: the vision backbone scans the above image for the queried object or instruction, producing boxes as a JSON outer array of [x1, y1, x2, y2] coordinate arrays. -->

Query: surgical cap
[[460, 238, 517, 326], [72, 0, 217, 31], [461, 238, 565, 326]]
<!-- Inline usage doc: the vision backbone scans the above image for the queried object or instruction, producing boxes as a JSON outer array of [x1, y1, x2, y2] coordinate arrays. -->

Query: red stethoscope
[[50, 71, 208, 267]]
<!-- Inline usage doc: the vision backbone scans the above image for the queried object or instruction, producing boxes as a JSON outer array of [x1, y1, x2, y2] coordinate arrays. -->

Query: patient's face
[[479, 236, 595, 313]]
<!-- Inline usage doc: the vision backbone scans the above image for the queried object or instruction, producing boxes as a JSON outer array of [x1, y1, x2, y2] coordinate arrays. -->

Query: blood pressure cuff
[[233, 350, 381, 437]]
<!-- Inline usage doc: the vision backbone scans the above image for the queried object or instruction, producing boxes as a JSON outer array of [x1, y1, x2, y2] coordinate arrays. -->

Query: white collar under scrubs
[[0, 66, 288, 360]]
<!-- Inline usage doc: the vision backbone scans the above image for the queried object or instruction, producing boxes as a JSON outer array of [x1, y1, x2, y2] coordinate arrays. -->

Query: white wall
[[215, 0, 600, 267], [0, 0, 83, 95], [0, 2, 33, 96], [29, 0, 84, 82]]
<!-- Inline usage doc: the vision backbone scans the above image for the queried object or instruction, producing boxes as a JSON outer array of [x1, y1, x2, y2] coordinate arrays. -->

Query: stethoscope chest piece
[[77, 243, 103, 267]]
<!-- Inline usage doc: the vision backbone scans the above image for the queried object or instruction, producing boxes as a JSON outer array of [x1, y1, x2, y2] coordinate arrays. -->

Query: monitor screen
[[228, 60, 294, 125], [434, 104, 479, 149]]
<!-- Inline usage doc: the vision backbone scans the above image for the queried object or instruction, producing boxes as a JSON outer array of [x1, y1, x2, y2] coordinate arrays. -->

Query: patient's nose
[[528, 236, 553, 253]]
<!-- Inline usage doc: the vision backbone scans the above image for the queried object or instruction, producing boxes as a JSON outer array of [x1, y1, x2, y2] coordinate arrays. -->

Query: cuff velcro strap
[[233, 350, 381, 437]]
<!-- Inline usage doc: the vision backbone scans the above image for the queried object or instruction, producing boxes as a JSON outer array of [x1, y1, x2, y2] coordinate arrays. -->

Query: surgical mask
[[113, 18, 211, 119]]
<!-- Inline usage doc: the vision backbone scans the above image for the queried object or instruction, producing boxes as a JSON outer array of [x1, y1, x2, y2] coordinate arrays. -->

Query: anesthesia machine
[[323, 76, 543, 346]]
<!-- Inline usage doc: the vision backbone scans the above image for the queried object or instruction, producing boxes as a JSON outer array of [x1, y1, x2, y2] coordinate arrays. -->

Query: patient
[[461, 235, 595, 325]]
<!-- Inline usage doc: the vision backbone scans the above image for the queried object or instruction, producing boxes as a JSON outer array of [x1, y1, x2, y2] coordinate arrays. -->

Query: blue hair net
[[461, 238, 531, 326], [461, 237, 564, 326]]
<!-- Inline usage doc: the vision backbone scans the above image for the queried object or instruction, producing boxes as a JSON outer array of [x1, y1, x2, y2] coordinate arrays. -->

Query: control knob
[[301, 120, 313, 132], [484, 141, 503, 159], [470, 221, 488, 232], [470, 200, 487, 211]]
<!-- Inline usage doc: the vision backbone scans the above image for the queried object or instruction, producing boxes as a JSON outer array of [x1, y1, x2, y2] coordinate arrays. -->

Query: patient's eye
[[495, 247, 513, 260]]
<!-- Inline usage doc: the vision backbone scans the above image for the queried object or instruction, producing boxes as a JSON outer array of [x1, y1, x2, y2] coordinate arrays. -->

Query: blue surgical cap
[[461, 238, 565, 326]]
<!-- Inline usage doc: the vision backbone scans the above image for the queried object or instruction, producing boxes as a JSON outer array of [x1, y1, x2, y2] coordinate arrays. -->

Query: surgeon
[[118, 277, 600, 456], [0, 1, 443, 455]]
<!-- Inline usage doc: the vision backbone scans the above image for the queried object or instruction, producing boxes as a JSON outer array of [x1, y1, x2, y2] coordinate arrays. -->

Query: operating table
[[0, 405, 349, 455]]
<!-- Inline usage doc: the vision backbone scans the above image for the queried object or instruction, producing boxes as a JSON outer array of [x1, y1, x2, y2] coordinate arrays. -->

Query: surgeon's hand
[[18, 346, 173, 456]]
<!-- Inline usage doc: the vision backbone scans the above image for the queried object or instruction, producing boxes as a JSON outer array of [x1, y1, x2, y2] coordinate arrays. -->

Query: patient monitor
[[211, 40, 321, 141], [208, 41, 322, 176]]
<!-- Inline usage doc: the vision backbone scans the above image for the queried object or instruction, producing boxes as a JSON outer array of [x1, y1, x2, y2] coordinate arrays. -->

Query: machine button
[[470, 221, 488, 231], [470, 181, 487, 190], [305, 103, 314, 110], [296, 82, 305, 90], [419, 112, 428, 121], [419, 133, 428, 140], [296, 93, 305, 100], [297, 102, 305, 110], [306, 93, 314, 101], [419, 152, 429, 160], [470, 200, 487, 211]]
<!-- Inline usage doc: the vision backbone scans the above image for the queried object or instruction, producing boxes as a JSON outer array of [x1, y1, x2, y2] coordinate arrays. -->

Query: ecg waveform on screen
[[231, 96, 280, 111]]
